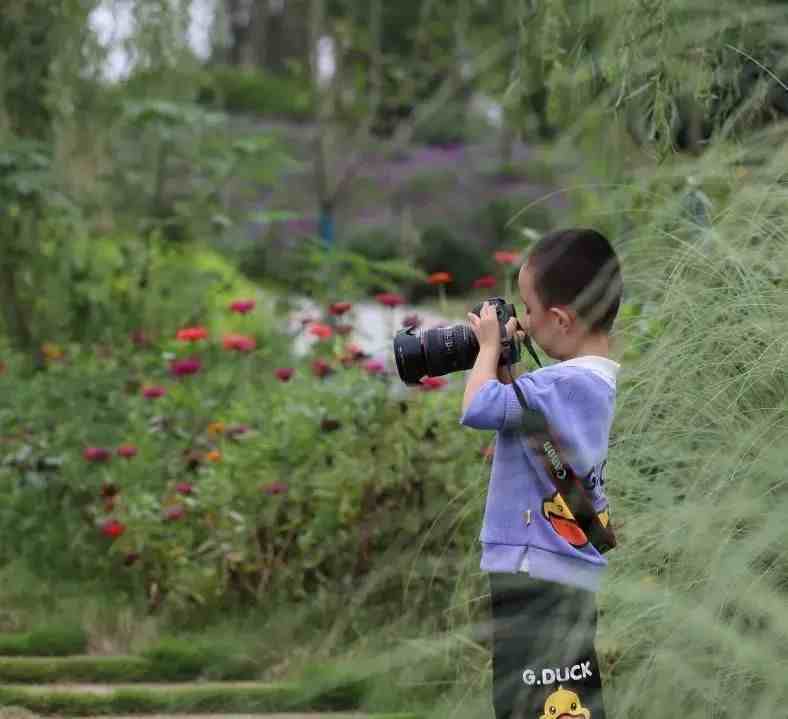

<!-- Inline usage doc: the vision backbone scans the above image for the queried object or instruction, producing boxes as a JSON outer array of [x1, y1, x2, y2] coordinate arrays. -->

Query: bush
[[142, 637, 258, 681], [410, 224, 493, 300], [0, 625, 87, 657], [411, 104, 468, 147], [343, 227, 402, 263], [476, 197, 554, 251], [198, 65, 312, 121]]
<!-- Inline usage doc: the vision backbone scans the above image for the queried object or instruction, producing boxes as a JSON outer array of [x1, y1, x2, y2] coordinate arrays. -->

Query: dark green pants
[[489, 572, 607, 719]]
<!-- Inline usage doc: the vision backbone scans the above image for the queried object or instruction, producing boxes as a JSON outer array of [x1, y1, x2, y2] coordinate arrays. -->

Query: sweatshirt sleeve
[[459, 373, 610, 470], [458, 377, 534, 431]]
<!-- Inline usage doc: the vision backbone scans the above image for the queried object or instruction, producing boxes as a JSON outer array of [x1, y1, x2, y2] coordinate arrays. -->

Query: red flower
[[328, 301, 352, 316], [142, 385, 167, 399], [175, 482, 193, 496], [275, 367, 295, 382], [116, 444, 138, 459], [494, 250, 521, 265], [101, 519, 126, 539], [170, 357, 202, 376], [472, 275, 497, 289], [308, 323, 333, 340], [312, 359, 333, 378], [84, 447, 111, 463], [427, 272, 452, 285], [375, 292, 405, 308], [124, 552, 140, 566], [222, 334, 256, 352], [363, 359, 386, 375], [176, 326, 208, 342], [402, 314, 422, 328], [262, 481, 289, 496], [229, 299, 256, 314], [419, 376, 448, 391], [164, 505, 185, 521], [335, 324, 353, 336]]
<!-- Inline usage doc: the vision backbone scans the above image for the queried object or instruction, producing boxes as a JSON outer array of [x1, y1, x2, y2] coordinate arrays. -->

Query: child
[[460, 228, 623, 719]]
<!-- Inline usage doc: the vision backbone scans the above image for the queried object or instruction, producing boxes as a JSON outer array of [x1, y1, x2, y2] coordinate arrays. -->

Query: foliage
[[409, 225, 494, 300], [198, 64, 312, 121]]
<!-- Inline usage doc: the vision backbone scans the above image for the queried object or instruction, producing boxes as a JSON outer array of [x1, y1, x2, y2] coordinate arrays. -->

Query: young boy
[[460, 228, 623, 719]]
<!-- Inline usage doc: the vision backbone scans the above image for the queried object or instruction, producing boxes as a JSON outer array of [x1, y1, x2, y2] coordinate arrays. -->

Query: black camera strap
[[502, 340, 617, 555]]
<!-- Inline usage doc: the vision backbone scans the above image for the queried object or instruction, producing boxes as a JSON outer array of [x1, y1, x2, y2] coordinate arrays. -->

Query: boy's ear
[[549, 306, 576, 334]]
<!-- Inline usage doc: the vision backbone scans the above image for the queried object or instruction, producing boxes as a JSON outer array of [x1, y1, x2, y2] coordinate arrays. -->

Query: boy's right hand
[[505, 317, 527, 343]]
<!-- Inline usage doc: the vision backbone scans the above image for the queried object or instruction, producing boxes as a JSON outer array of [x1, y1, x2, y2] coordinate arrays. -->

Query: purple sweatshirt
[[459, 356, 620, 593]]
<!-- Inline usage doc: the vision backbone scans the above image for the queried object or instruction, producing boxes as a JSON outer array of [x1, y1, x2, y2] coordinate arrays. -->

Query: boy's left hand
[[467, 301, 502, 351]]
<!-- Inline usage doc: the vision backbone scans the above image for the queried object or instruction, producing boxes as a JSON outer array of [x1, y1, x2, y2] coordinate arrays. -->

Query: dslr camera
[[394, 297, 522, 385]]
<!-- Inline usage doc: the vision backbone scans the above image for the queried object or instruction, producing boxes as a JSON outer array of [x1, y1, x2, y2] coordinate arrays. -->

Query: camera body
[[394, 296, 521, 385]]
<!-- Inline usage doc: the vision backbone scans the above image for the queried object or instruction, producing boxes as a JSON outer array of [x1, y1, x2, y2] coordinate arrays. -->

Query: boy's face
[[518, 262, 581, 361]]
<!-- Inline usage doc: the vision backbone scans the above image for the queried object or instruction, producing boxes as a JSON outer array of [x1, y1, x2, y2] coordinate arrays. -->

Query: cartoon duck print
[[541, 492, 610, 548], [539, 685, 591, 719]]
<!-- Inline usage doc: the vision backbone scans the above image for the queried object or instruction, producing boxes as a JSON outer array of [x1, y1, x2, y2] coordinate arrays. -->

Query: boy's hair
[[526, 228, 623, 334]]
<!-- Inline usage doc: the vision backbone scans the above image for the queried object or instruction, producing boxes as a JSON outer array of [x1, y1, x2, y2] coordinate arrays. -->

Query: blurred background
[[1, 2, 787, 718]]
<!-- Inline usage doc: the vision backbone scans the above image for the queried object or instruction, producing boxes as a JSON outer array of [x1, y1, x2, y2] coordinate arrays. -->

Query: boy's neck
[[557, 332, 610, 362]]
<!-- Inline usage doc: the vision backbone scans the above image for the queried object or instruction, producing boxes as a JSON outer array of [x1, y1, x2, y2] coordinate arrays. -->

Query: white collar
[[550, 355, 620, 390]]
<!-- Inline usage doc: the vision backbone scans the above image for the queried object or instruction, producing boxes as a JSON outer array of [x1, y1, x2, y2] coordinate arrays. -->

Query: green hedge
[[0, 626, 87, 657], [198, 65, 312, 121], [0, 680, 376, 716]]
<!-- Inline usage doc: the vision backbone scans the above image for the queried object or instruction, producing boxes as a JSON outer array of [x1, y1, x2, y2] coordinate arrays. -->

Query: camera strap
[[503, 350, 617, 555]]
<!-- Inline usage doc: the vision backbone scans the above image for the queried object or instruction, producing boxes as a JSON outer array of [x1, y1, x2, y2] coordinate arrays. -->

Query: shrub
[[0, 625, 87, 657], [198, 65, 312, 121], [142, 637, 258, 680], [343, 227, 402, 263], [476, 196, 554, 251], [410, 224, 493, 300]]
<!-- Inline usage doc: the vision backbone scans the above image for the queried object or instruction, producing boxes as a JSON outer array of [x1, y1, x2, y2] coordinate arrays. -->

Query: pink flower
[[164, 505, 185, 521], [308, 323, 333, 340], [222, 334, 256, 352], [175, 482, 193, 495], [494, 250, 521, 265], [312, 359, 333, 378], [275, 367, 295, 382], [229, 299, 256, 314], [170, 357, 202, 376], [226, 424, 250, 438], [402, 314, 422, 328], [375, 292, 405, 308], [84, 447, 111, 463], [130, 329, 149, 347], [419, 376, 448, 391], [116, 444, 138, 459], [363, 359, 386, 375], [100, 519, 126, 539], [328, 301, 352, 316], [472, 275, 497, 289], [261, 481, 289, 496], [142, 385, 167, 399]]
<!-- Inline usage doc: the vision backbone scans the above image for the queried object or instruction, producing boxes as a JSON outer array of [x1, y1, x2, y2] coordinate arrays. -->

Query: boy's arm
[[462, 346, 500, 415]]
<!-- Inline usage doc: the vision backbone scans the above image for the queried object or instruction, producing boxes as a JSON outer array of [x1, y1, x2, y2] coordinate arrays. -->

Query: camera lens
[[393, 323, 479, 384]]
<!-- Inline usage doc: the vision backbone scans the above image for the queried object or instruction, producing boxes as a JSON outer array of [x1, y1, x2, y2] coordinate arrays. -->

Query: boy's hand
[[467, 301, 503, 351]]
